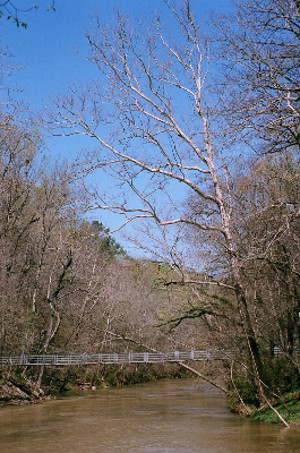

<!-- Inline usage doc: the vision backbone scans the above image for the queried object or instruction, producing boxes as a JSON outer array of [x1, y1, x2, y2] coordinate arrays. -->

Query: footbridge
[[0, 349, 235, 367], [0, 347, 290, 367]]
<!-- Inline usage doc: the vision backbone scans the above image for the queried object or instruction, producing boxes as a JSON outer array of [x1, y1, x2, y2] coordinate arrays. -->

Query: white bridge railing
[[0, 347, 293, 367], [0, 350, 236, 367]]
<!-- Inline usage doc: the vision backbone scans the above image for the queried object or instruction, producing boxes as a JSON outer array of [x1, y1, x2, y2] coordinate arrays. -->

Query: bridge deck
[[0, 350, 235, 366]]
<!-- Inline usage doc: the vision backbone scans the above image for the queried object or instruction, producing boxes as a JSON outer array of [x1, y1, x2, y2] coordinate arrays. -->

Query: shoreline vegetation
[[227, 388, 300, 427], [0, 364, 186, 407], [248, 391, 300, 427]]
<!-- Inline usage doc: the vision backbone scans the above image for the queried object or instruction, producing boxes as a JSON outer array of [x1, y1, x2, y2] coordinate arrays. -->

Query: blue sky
[[1, 0, 232, 107], [1, 0, 233, 255]]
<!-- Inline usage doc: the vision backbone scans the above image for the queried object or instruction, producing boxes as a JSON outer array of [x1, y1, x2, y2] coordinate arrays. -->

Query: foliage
[[0, 1, 55, 28]]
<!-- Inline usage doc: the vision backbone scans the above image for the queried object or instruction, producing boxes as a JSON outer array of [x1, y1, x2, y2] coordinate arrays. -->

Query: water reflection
[[0, 379, 299, 452]]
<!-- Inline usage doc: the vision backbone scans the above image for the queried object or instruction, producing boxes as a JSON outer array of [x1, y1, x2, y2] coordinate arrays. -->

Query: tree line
[[0, 111, 193, 394]]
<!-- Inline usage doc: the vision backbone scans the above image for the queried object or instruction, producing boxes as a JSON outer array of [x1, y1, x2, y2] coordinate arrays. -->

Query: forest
[[0, 0, 299, 426]]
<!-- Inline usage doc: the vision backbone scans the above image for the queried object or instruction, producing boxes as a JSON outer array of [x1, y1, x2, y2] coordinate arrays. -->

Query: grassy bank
[[249, 391, 300, 427]]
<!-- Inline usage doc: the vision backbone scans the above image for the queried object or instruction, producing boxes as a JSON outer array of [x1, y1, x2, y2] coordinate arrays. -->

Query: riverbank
[[0, 363, 186, 406], [249, 390, 300, 427], [0, 371, 45, 406]]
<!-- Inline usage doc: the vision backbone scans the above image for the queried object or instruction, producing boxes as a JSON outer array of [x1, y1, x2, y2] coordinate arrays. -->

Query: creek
[[0, 378, 299, 452]]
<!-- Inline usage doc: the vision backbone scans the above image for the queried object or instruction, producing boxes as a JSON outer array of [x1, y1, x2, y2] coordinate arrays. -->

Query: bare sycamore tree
[[49, 0, 294, 412]]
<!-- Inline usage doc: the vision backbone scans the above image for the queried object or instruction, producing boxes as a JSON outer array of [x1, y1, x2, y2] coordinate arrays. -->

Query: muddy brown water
[[0, 378, 299, 452]]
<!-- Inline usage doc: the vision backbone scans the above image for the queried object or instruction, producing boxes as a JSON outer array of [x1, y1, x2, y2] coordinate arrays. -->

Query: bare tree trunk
[[36, 254, 72, 389], [178, 361, 228, 394]]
